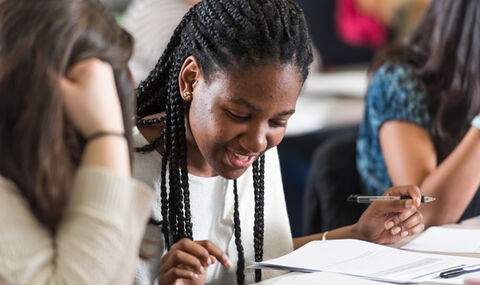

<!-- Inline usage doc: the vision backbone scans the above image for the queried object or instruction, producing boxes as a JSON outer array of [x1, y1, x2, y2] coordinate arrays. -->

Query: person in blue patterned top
[[357, 0, 480, 227]]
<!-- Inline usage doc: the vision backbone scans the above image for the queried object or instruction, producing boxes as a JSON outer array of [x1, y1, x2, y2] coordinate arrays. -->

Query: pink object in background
[[465, 280, 480, 285], [335, 0, 387, 48]]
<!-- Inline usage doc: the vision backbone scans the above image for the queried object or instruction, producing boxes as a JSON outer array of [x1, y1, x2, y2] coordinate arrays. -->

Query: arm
[[380, 122, 480, 226], [293, 225, 358, 249]]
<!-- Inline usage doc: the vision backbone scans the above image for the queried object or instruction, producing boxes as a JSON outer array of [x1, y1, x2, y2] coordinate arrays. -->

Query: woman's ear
[[179, 56, 201, 102]]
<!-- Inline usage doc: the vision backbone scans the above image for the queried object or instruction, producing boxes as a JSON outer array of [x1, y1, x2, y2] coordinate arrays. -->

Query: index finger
[[371, 199, 412, 214], [385, 185, 422, 207], [167, 238, 210, 266], [196, 240, 232, 268]]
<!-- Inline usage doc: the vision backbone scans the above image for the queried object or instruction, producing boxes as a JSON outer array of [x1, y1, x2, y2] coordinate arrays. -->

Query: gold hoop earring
[[182, 91, 193, 102]]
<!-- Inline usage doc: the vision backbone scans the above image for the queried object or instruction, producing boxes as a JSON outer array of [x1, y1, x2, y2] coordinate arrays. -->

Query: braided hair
[[135, 0, 312, 283]]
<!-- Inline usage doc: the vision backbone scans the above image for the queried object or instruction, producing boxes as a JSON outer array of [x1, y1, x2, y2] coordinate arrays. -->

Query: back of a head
[[0, 0, 134, 229]]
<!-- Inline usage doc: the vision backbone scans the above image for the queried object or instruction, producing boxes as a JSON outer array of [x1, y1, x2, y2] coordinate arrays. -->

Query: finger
[[390, 225, 402, 236], [160, 250, 204, 275], [398, 206, 418, 223], [407, 223, 425, 236], [404, 186, 422, 207], [197, 240, 232, 268], [386, 185, 422, 207], [399, 212, 424, 234], [372, 199, 412, 215], [169, 238, 211, 267], [163, 267, 199, 283]]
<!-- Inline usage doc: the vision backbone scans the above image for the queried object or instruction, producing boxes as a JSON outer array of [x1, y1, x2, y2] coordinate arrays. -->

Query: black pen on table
[[347, 195, 436, 204], [440, 264, 480, 278]]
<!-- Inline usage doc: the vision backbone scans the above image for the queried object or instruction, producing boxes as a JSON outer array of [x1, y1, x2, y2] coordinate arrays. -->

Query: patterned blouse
[[356, 63, 432, 195]]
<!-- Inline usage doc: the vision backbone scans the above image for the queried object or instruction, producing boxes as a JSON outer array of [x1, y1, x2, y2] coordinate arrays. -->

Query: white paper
[[402, 227, 480, 253], [256, 272, 386, 285], [254, 239, 480, 284]]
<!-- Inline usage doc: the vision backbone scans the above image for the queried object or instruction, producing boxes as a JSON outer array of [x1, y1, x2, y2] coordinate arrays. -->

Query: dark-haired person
[[357, 0, 480, 228], [132, 0, 425, 284], [0, 0, 154, 284]]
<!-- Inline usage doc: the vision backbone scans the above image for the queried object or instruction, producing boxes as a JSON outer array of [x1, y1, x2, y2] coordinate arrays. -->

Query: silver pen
[[347, 195, 436, 204]]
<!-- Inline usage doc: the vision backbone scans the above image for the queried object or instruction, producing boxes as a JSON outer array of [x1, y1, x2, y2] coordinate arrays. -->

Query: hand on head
[[159, 238, 231, 285], [354, 185, 424, 245], [57, 58, 124, 137]]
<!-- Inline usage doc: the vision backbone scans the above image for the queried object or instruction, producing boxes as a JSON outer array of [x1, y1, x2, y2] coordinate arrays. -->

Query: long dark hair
[[372, 0, 480, 159], [135, 0, 312, 283], [0, 0, 134, 230]]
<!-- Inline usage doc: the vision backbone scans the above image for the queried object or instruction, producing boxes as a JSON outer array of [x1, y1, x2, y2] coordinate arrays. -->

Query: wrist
[[85, 131, 126, 144], [325, 224, 363, 240], [349, 223, 365, 240]]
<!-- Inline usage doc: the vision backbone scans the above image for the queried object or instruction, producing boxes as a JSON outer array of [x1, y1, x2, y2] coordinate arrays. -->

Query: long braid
[[160, 97, 173, 248], [135, 0, 313, 282], [252, 155, 265, 282], [167, 56, 188, 241], [233, 179, 246, 285]]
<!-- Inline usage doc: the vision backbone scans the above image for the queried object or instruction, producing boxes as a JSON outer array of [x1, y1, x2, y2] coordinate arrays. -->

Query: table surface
[[257, 216, 480, 284]]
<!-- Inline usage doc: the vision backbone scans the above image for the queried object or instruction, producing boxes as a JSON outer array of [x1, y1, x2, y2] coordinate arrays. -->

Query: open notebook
[[253, 239, 480, 284]]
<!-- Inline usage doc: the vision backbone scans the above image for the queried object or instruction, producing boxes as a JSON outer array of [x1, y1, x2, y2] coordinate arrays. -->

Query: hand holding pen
[[353, 185, 426, 244], [348, 195, 436, 204]]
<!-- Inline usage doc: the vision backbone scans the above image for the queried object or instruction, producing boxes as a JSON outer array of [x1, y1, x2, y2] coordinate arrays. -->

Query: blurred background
[[100, 0, 430, 237]]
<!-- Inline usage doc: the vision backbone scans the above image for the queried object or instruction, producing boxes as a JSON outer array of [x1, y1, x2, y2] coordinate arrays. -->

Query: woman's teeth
[[233, 152, 250, 161]]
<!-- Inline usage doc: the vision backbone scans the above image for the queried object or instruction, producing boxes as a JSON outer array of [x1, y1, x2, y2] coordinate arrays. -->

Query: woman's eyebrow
[[229, 97, 295, 116]]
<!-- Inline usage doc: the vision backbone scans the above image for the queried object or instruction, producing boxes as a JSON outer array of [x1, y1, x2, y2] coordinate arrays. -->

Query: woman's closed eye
[[225, 109, 250, 122], [269, 119, 288, 128]]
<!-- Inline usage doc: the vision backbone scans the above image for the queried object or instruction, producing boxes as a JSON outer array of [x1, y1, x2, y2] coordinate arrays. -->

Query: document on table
[[254, 239, 480, 284], [401, 227, 480, 253]]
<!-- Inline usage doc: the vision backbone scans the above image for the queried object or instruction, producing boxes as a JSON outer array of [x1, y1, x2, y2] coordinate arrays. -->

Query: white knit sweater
[[0, 167, 154, 285]]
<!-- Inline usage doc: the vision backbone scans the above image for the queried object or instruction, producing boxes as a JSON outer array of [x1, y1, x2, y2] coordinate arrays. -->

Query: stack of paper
[[254, 239, 480, 284], [401, 227, 480, 254]]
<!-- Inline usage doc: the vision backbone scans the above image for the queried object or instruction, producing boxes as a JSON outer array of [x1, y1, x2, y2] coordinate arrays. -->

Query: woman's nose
[[238, 123, 268, 154]]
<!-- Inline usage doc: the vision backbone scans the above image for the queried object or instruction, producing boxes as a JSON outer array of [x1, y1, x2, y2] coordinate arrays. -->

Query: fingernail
[[223, 255, 232, 268], [401, 231, 409, 237], [210, 256, 216, 264], [199, 267, 205, 274], [391, 227, 401, 235], [405, 200, 413, 208], [385, 221, 395, 229], [193, 273, 199, 279], [207, 258, 211, 265]]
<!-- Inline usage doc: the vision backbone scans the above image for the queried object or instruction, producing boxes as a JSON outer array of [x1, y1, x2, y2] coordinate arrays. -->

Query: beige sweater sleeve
[[0, 167, 154, 285]]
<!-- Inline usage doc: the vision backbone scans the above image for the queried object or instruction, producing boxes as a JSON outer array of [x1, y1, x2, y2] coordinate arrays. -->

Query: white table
[[257, 217, 480, 284]]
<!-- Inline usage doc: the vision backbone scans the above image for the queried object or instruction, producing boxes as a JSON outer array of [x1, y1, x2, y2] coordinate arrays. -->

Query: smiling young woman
[[132, 0, 425, 284]]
